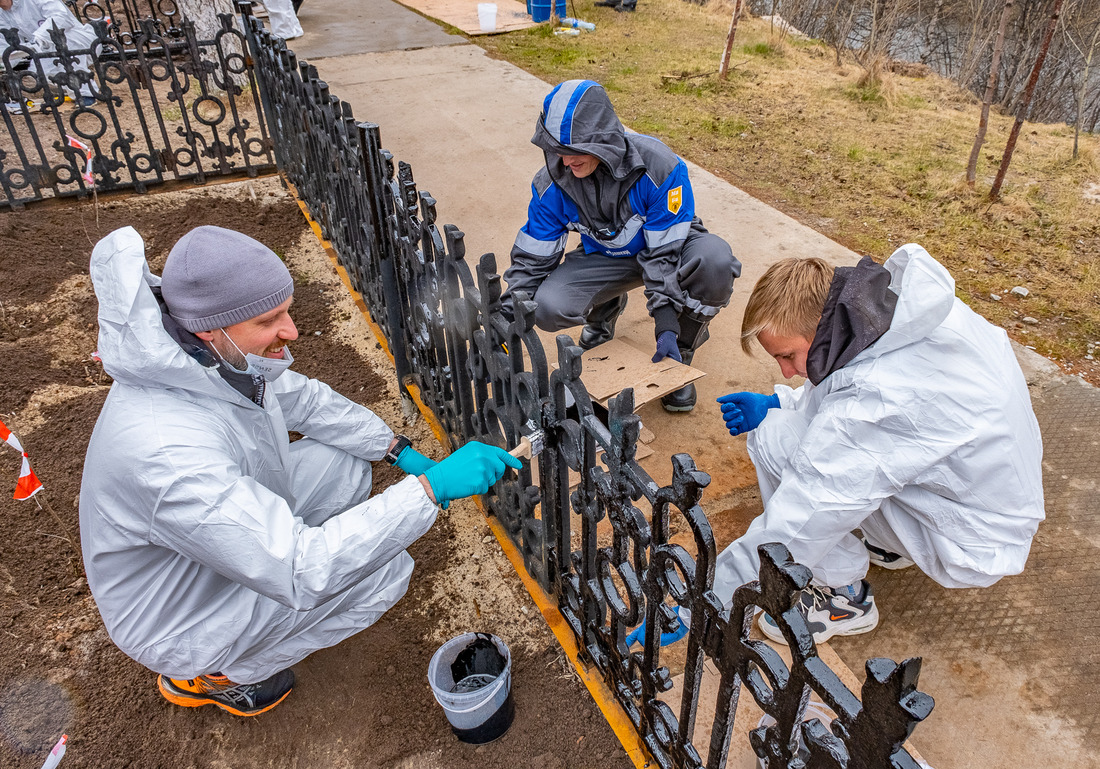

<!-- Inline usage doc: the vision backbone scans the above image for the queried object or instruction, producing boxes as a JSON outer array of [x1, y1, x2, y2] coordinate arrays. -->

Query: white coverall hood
[[713, 244, 1045, 601], [80, 227, 438, 681]]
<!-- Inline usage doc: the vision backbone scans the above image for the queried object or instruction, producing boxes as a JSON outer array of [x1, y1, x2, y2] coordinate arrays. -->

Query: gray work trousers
[[531, 230, 739, 331]]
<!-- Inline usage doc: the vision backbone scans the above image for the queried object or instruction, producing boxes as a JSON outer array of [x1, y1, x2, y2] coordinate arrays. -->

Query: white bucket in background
[[428, 632, 514, 744], [477, 3, 498, 32]]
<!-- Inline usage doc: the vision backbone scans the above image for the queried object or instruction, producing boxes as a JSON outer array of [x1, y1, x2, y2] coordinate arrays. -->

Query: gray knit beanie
[[161, 225, 294, 333]]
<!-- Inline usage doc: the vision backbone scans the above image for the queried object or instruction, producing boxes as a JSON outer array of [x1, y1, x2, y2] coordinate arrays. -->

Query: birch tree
[[176, 0, 248, 90], [177, 0, 239, 39], [966, 0, 1014, 187], [1061, 2, 1100, 158]]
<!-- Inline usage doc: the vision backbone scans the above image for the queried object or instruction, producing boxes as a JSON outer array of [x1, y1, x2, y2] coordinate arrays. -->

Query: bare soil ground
[[0, 177, 631, 769]]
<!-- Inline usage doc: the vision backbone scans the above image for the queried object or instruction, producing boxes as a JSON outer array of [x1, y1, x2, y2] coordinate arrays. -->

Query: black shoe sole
[[661, 383, 696, 412]]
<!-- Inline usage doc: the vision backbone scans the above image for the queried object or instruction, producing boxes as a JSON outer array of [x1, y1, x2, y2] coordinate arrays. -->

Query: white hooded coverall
[[260, 0, 302, 40], [80, 227, 438, 683], [0, 0, 96, 96], [712, 244, 1045, 605]]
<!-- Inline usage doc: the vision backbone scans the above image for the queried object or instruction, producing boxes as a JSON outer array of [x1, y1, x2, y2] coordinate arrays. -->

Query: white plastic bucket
[[477, 3, 497, 32], [428, 632, 514, 744]]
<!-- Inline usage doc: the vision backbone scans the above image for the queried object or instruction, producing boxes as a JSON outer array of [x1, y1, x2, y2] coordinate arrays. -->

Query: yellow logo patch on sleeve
[[667, 186, 683, 215]]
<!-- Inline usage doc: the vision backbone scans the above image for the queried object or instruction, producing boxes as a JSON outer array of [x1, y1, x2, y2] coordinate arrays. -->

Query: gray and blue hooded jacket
[[503, 80, 706, 337]]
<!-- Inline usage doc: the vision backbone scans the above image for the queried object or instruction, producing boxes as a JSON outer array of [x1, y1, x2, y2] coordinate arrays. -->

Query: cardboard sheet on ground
[[523, 340, 700, 488], [576, 338, 705, 408], [394, 0, 539, 35]]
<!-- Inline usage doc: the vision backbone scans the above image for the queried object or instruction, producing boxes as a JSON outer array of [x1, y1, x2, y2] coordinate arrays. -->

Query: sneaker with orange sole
[[157, 669, 294, 716]]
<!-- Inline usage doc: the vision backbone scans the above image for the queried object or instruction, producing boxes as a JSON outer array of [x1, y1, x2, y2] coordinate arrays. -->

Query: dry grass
[[475, 0, 1100, 384]]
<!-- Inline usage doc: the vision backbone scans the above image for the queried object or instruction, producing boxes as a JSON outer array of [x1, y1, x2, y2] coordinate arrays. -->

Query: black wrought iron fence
[[1, 10, 273, 209], [64, 0, 184, 47], [256, 6, 935, 768]]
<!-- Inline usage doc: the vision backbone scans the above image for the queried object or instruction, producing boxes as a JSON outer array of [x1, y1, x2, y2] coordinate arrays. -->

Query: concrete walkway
[[288, 4, 1100, 767], [294, 0, 462, 57]]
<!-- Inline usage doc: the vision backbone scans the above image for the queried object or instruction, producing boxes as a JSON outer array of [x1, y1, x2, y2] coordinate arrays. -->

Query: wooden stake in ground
[[718, 0, 744, 80], [989, 0, 1066, 201]]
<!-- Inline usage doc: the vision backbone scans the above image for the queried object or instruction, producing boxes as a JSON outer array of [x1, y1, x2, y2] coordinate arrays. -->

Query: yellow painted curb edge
[[289, 185, 653, 768]]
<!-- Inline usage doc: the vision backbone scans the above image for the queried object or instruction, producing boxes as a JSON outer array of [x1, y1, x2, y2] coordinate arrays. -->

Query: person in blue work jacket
[[502, 79, 741, 412]]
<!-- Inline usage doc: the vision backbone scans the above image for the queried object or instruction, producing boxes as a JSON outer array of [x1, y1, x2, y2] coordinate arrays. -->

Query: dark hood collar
[[806, 256, 898, 385]]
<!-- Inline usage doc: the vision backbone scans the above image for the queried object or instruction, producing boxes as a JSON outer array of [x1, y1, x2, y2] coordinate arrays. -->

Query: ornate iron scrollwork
[[2, 6, 273, 208]]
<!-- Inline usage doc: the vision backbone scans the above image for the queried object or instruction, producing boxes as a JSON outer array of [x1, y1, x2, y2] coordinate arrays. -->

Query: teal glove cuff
[[394, 445, 436, 476]]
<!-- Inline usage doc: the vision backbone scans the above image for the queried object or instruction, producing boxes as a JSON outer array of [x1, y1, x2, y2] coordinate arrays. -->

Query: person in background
[[256, 0, 303, 40], [80, 225, 520, 715], [0, 0, 96, 110], [502, 79, 740, 412], [712, 244, 1044, 644], [594, 0, 635, 12]]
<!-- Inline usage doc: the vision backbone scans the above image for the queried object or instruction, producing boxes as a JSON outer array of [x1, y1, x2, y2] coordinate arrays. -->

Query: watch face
[[388, 435, 411, 465]]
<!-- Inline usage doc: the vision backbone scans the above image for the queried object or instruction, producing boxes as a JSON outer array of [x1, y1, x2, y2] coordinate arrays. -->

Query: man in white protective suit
[[80, 225, 520, 716], [711, 243, 1045, 644], [0, 0, 97, 109]]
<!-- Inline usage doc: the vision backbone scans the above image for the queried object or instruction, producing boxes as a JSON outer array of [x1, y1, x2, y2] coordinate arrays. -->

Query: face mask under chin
[[214, 329, 294, 382]]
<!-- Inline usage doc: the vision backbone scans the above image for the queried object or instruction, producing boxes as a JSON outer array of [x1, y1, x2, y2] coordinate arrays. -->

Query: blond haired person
[[712, 244, 1044, 644]]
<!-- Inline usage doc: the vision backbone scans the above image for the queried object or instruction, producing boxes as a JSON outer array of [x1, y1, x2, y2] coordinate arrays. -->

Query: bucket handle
[[432, 675, 508, 715]]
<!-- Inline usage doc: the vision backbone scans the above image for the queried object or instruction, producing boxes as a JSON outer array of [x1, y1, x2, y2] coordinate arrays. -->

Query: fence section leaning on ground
[[238, 7, 934, 768], [63, 0, 185, 46], [0, 9, 274, 208]]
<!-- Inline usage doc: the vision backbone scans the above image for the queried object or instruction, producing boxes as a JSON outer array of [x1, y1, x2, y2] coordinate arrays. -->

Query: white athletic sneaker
[[758, 580, 880, 644], [862, 536, 915, 570]]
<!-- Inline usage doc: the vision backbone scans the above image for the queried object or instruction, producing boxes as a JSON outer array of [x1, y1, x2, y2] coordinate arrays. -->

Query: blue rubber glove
[[717, 391, 781, 436], [394, 445, 436, 476], [652, 330, 682, 363], [625, 608, 690, 649], [422, 440, 522, 507]]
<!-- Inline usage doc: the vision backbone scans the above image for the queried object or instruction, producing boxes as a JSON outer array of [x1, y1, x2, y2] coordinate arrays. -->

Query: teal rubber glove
[[394, 445, 436, 476], [717, 392, 780, 436], [423, 441, 522, 507]]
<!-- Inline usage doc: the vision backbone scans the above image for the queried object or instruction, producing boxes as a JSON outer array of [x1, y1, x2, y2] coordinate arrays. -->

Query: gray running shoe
[[157, 669, 294, 716], [758, 580, 879, 645]]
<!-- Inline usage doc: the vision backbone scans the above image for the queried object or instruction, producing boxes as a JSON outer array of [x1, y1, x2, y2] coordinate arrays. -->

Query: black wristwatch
[[383, 434, 412, 466]]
